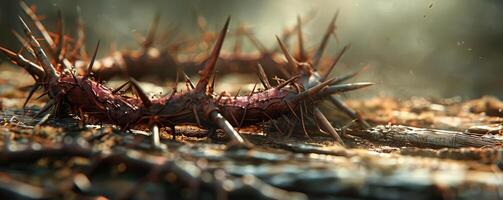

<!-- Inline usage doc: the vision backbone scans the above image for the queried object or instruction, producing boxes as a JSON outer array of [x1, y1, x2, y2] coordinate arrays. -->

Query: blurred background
[[0, 0, 502, 99]]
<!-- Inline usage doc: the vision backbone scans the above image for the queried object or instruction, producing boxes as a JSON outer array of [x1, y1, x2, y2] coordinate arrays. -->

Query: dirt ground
[[0, 65, 502, 199]]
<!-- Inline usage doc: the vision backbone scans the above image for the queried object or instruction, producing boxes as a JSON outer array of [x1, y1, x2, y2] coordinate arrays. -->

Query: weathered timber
[[348, 125, 503, 148]]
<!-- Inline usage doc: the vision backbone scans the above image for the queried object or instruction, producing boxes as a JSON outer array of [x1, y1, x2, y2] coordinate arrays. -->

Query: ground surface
[[0, 65, 502, 199]]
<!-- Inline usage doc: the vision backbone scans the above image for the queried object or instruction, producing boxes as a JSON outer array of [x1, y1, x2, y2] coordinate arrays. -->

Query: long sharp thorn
[[70, 70, 78, 83], [11, 30, 34, 57], [84, 40, 100, 79], [22, 3, 72, 71], [279, 10, 316, 49], [332, 65, 369, 85], [195, 17, 230, 93], [20, 1, 55, 48], [313, 107, 345, 146], [36, 112, 52, 126], [35, 99, 55, 118], [256, 63, 271, 89], [299, 104, 311, 139], [192, 106, 202, 127], [22, 6, 70, 71], [23, 83, 40, 109], [35, 90, 49, 100], [328, 96, 371, 128], [321, 45, 350, 82], [276, 35, 297, 73], [229, 112, 240, 126], [143, 13, 161, 50], [53, 97, 62, 116], [238, 107, 248, 129], [19, 16, 57, 78], [156, 87, 177, 115], [284, 100, 300, 120], [0, 46, 44, 78], [295, 78, 336, 102], [234, 88, 241, 99], [112, 81, 130, 94], [129, 78, 152, 108], [0, 46, 18, 60], [248, 82, 258, 98], [312, 11, 339, 68], [175, 65, 194, 89], [320, 82, 374, 96], [183, 71, 195, 89], [276, 74, 301, 89], [209, 111, 246, 145], [215, 92, 224, 102], [296, 16, 307, 62]]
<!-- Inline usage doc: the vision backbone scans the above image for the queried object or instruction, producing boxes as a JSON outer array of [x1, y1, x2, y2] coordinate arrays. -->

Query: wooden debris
[[348, 125, 502, 148]]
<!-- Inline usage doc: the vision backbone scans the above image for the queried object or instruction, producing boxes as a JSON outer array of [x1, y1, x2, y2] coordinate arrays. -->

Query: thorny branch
[[0, 2, 502, 200]]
